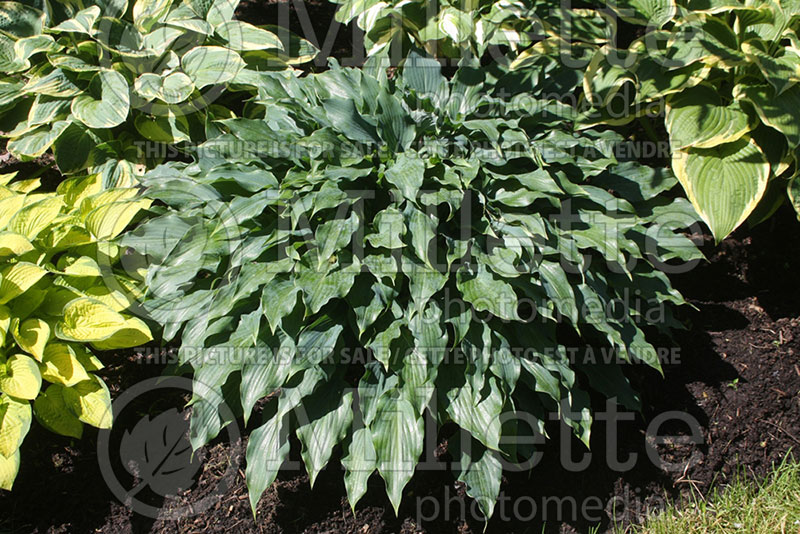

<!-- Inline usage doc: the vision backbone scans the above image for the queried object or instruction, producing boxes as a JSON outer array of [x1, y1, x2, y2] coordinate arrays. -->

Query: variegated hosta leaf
[[71, 70, 130, 129], [665, 87, 752, 150], [673, 138, 770, 241], [736, 83, 800, 147]]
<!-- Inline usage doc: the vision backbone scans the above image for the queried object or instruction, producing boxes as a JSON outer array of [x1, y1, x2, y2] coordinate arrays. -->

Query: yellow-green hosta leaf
[[59, 256, 102, 277], [55, 297, 127, 342], [665, 87, 752, 150], [85, 199, 152, 240], [70, 343, 103, 371], [0, 232, 33, 257], [39, 343, 91, 387], [33, 383, 83, 438], [0, 354, 42, 399], [0, 306, 9, 345], [57, 174, 103, 207], [673, 138, 770, 241], [7, 179, 40, 194], [79, 188, 139, 217], [91, 316, 153, 350], [62, 376, 112, 429], [0, 449, 20, 490], [0, 194, 25, 229], [0, 395, 31, 458], [181, 46, 245, 89], [215, 20, 283, 51], [8, 196, 64, 239], [83, 285, 131, 312], [736, 83, 800, 147], [71, 70, 130, 129], [13, 318, 50, 361], [0, 262, 48, 305]]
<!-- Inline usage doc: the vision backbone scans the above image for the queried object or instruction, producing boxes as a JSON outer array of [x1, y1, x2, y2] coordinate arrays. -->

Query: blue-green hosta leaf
[[322, 97, 379, 144], [246, 402, 289, 515], [260, 278, 301, 334], [665, 87, 752, 149], [384, 152, 425, 203], [182, 46, 244, 89], [371, 396, 423, 514], [446, 376, 503, 451], [366, 207, 406, 249], [295, 317, 343, 368], [457, 267, 519, 321], [297, 389, 353, 486], [341, 426, 377, 511], [456, 439, 503, 520], [736, 83, 800, 147], [673, 137, 770, 241], [71, 70, 130, 129]]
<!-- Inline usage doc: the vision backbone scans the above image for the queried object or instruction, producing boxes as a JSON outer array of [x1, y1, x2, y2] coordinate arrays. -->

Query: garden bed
[[1, 206, 797, 534]]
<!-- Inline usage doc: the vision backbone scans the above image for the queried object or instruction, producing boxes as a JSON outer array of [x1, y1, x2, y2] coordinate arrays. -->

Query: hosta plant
[[574, 0, 800, 240], [0, 0, 316, 184], [329, 0, 614, 64], [126, 55, 702, 519], [0, 171, 153, 490]]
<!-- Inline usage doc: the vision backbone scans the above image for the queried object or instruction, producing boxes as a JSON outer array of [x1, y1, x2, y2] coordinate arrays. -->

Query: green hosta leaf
[[538, 260, 579, 325], [53, 123, 98, 174], [606, 0, 677, 27], [446, 376, 503, 451], [33, 384, 83, 438], [366, 207, 405, 249], [736, 84, 800, 147], [0, 354, 42, 400], [0, 2, 44, 37], [71, 70, 130, 129], [665, 87, 752, 150], [371, 396, 423, 514], [182, 46, 244, 89], [673, 138, 770, 241]]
